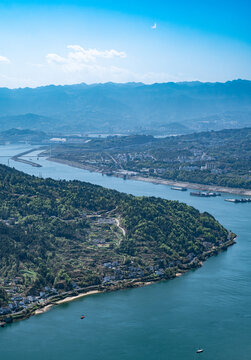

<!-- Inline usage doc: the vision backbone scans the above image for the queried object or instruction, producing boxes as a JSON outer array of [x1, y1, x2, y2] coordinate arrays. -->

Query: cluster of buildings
[[101, 260, 178, 284], [83, 148, 226, 177], [0, 280, 58, 316]]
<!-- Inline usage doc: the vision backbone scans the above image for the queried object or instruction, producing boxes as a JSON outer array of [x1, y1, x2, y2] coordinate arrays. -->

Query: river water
[[0, 144, 251, 360]]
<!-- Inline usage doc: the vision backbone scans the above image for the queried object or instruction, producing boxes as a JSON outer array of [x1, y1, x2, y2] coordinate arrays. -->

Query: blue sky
[[0, 0, 250, 87]]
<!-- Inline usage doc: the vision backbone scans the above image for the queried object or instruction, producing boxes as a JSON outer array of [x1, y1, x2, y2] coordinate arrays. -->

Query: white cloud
[[46, 45, 126, 72], [40, 45, 191, 85], [45, 50, 184, 84], [46, 53, 66, 64], [151, 23, 157, 29], [0, 55, 10, 63], [67, 45, 126, 60]]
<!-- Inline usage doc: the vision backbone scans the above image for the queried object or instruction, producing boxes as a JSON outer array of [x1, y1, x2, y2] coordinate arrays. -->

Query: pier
[[11, 148, 43, 168]]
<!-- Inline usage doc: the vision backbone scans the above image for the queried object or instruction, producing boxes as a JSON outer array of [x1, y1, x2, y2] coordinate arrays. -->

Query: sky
[[0, 0, 250, 88]]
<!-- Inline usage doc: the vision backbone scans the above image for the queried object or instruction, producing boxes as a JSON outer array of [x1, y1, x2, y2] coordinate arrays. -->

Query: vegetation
[[0, 288, 9, 307], [0, 164, 229, 297]]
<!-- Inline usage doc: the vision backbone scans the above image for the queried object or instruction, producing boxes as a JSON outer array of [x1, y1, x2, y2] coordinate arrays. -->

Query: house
[[155, 269, 164, 276], [103, 262, 112, 268]]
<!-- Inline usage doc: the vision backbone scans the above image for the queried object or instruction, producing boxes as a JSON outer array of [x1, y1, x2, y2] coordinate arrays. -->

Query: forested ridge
[[0, 164, 230, 306]]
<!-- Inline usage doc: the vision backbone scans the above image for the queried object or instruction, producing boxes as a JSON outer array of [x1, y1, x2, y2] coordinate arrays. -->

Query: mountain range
[[0, 80, 250, 134]]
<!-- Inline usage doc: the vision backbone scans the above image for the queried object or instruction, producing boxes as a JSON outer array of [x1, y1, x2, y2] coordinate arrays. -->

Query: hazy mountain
[[188, 111, 251, 132], [0, 128, 48, 143], [0, 80, 250, 133], [0, 113, 58, 131]]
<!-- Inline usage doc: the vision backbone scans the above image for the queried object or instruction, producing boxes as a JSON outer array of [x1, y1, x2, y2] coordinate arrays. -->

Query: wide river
[[0, 144, 251, 360]]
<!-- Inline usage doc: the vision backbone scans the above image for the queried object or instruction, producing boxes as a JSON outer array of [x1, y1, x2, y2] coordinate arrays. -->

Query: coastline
[[0, 151, 238, 326], [0, 236, 236, 326], [35, 304, 53, 315], [48, 157, 251, 196], [55, 290, 100, 305], [34, 290, 101, 315]]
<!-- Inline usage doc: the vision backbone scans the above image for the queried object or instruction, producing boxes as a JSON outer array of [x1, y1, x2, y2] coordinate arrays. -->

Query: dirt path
[[115, 218, 126, 237]]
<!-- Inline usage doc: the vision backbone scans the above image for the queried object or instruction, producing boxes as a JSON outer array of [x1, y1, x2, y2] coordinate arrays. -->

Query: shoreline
[[0, 151, 238, 326], [0, 237, 236, 326], [34, 290, 101, 315], [48, 157, 251, 196], [55, 290, 100, 305]]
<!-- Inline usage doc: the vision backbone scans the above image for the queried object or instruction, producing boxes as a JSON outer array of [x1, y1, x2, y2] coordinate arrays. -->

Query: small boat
[[196, 349, 204, 353], [80, 315, 85, 319]]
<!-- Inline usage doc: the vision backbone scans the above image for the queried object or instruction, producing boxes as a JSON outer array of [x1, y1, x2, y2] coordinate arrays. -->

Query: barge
[[190, 191, 221, 197], [171, 186, 187, 191], [225, 198, 251, 203]]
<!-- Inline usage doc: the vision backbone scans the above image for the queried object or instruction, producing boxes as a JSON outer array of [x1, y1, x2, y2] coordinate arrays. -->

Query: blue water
[[0, 144, 251, 360]]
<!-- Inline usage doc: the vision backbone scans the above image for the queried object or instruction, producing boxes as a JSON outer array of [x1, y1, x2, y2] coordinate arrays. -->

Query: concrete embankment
[[12, 148, 44, 167]]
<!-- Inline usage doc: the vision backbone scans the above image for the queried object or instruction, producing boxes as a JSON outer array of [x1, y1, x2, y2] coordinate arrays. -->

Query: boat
[[190, 191, 207, 197], [207, 192, 221, 197], [80, 315, 85, 319], [225, 198, 251, 203], [190, 191, 220, 197], [171, 186, 187, 191], [196, 349, 204, 353]]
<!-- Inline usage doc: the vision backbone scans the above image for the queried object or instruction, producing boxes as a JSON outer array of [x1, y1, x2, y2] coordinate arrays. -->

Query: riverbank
[[133, 176, 251, 196], [56, 290, 100, 305], [34, 290, 101, 315], [0, 236, 236, 326], [1, 143, 249, 360], [48, 157, 251, 196]]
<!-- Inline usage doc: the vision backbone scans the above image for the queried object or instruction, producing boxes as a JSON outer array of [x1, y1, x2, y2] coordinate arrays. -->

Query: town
[[45, 128, 251, 191]]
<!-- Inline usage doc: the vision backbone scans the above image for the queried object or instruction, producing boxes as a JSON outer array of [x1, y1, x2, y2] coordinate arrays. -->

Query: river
[[0, 144, 251, 360]]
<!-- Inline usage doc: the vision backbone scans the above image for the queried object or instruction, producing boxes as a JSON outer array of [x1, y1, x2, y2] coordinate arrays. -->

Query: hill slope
[[0, 164, 230, 305]]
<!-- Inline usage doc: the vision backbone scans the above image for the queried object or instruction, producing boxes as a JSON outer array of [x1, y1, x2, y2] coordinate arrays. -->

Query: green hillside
[[0, 164, 230, 299]]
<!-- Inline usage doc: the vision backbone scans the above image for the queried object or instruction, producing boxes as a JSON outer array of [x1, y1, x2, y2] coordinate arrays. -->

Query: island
[[0, 164, 235, 325]]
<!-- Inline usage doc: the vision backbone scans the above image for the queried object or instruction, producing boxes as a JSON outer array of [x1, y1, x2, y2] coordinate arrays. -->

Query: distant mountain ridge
[[0, 80, 250, 133], [0, 113, 58, 131], [0, 128, 48, 143]]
